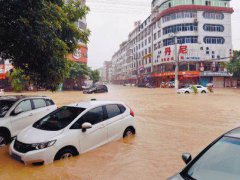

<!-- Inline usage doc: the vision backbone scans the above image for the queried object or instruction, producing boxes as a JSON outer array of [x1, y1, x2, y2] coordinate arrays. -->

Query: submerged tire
[[123, 127, 135, 138], [54, 148, 78, 161], [0, 132, 9, 147]]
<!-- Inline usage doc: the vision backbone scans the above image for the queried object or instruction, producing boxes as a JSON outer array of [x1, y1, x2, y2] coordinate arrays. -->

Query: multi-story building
[[67, 0, 88, 64], [102, 61, 113, 83], [111, 0, 234, 88]]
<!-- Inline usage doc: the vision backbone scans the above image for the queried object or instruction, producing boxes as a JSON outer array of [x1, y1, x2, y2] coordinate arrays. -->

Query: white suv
[[9, 100, 136, 165], [0, 96, 57, 146]]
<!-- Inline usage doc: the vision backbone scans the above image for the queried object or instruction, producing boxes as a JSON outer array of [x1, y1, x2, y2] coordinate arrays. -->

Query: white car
[[177, 85, 208, 94], [0, 96, 57, 147], [9, 100, 136, 165]]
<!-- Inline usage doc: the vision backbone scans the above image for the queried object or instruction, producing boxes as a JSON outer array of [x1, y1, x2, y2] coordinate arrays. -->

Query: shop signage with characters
[[161, 45, 200, 62]]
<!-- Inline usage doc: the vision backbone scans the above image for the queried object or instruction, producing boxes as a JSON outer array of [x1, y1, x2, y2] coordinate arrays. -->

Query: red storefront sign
[[152, 71, 200, 78]]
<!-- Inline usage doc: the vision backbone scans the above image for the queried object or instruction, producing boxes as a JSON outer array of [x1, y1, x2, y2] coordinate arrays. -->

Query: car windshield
[[0, 100, 16, 117], [33, 106, 85, 131], [184, 136, 240, 180]]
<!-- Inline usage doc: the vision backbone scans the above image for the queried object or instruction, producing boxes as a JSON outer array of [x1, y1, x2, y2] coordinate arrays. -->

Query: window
[[162, 11, 197, 23], [15, 100, 32, 113], [163, 23, 197, 35], [163, 36, 198, 47], [106, 104, 121, 119], [203, 24, 224, 32], [70, 106, 104, 129], [154, 33, 157, 40], [0, 100, 16, 117], [33, 106, 85, 131], [33, 99, 46, 109], [203, 12, 224, 20], [205, 1, 211, 6], [204, 37, 225, 44], [45, 99, 54, 106]]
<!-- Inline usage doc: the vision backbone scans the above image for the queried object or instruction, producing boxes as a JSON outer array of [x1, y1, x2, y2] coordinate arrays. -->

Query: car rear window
[[106, 104, 121, 119], [33, 99, 46, 109], [45, 99, 55, 106], [118, 104, 126, 113]]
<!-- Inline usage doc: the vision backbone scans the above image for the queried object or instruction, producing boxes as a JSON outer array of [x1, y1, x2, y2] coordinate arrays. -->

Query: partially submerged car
[[83, 85, 108, 94], [169, 127, 240, 180], [0, 96, 57, 146], [177, 85, 208, 94], [9, 100, 136, 165]]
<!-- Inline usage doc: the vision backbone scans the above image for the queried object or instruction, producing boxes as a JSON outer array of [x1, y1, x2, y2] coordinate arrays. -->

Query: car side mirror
[[82, 122, 92, 132], [182, 153, 192, 164]]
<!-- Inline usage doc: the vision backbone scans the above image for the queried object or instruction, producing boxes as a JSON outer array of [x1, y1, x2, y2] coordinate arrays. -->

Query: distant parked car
[[83, 85, 108, 94], [168, 81, 175, 88], [0, 96, 57, 147], [168, 127, 240, 180], [177, 85, 208, 94], [9, 100, 136, 165]]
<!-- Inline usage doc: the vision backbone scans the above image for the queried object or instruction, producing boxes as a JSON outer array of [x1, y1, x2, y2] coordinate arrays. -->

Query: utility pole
[[174, 35, 179, 90]]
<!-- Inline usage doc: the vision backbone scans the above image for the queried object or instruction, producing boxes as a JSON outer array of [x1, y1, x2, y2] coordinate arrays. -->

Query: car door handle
[[29, 113, 33, 117]]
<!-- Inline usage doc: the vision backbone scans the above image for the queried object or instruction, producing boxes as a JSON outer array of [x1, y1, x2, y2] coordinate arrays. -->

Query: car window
[[197, 86, 202, 88], [33, 99, 46, 109], [71, 106, 104, 129], [118, 104, 126, 113], [33, 106, 85, 131], [106, 104, 121, 119], [0, 100, 16, 117], [81, 106, 104, 125], [184, 136, 240, 180], [15, 100, 32, 113], [45, 99, 55, 106]]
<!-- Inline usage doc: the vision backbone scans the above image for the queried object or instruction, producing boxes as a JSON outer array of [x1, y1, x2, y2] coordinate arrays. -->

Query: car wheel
[[185, 91, 190, 94], [123, 127, 135, 138], [54, 148, 77, 161], [201, 90, 206, 94], [0, 133, 8, 147]]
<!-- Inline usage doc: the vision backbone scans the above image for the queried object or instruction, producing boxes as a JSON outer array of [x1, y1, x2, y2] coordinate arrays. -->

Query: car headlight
[[31, 140, 56, 150]]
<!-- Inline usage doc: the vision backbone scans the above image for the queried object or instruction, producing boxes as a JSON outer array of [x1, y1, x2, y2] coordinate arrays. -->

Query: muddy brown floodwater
[[1, 86, 240, 180]]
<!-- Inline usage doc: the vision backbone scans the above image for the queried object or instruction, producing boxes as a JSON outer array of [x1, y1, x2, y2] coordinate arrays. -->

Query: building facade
[[111, 0, 234, 88], [101, 61, 113, 83], [67, 0, 88, 64]]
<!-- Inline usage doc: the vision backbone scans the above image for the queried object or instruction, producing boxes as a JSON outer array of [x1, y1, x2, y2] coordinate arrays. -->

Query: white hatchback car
[[177, 85, 208, 94], [0, 96, 57, 146], [9, 100, 136, 165]]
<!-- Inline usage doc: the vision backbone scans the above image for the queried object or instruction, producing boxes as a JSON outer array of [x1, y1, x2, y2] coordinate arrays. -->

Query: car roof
[[224, 127, 240, 139], [0, 95, 51, 101], [66, 100, 124, 109]]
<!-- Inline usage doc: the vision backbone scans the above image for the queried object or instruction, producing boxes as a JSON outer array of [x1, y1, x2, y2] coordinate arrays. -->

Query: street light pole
[[174, 35, 179, 90]]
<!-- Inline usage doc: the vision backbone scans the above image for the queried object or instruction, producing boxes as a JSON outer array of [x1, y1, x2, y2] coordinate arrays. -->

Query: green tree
[[68, 61, 90, 80], [7, 69, 26, 92], [0, 0, 90, 91], [226, 50, 240, 87], [89, 69, 100, 83]]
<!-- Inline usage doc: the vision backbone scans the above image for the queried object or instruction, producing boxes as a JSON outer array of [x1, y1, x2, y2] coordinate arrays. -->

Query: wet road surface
[[1, 86, 240, 179]]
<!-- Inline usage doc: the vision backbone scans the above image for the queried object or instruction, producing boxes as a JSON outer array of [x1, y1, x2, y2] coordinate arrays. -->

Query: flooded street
[[1, 85, 240, 179]]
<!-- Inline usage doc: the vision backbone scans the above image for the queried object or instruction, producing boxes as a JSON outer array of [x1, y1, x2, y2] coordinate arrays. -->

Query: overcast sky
[[86, 0, 240, 69]]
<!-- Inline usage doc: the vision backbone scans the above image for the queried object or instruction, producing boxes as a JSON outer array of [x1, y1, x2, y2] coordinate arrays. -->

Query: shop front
[[152, 71, 200, 87]]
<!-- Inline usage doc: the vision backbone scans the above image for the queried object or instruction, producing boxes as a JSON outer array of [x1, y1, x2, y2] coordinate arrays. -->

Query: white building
[[111, 0, 234, 88]]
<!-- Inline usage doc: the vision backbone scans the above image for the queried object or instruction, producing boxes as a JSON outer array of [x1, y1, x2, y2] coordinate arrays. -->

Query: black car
[[169, 127, 240, 180], [83, 85, 108, 94]]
